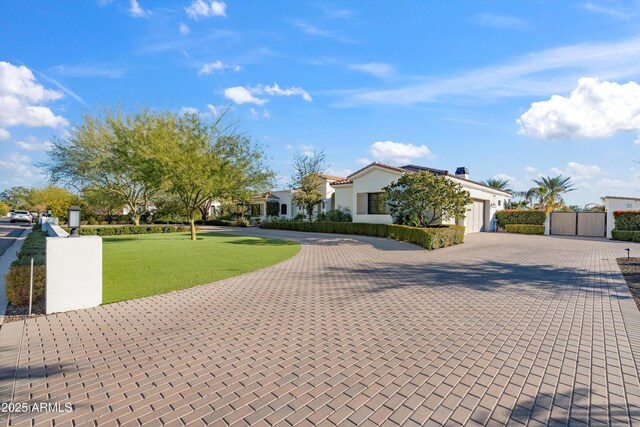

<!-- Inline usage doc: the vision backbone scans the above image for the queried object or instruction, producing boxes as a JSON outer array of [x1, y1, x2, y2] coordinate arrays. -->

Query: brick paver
[[1, 229, 640, 426]]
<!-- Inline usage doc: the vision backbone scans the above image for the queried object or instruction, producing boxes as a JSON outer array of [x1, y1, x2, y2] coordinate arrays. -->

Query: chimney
[[455, 167, 469, 180]]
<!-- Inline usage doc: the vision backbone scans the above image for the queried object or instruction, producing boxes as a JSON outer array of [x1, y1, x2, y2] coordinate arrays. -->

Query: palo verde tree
[[197, 135, 274, 221], [290, 150, 329, 220], [383, 171, 472, 227], [159, 112, 273, 240], [43, 108, 166, 225]]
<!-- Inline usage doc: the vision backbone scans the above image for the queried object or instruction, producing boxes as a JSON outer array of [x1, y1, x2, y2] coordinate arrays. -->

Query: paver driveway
[[1, 229, 640, 426]]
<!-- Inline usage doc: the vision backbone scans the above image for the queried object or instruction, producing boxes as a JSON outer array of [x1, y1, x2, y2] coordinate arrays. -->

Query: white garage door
[[467, 200, 485, 233]]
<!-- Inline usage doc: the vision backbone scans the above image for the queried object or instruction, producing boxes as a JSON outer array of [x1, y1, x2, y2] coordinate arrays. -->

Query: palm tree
[[480, 178, 512, 192], [526, 175, 575, 213]]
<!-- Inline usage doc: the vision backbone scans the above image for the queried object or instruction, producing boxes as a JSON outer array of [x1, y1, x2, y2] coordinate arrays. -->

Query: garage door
[[467, 200, 485, 233]]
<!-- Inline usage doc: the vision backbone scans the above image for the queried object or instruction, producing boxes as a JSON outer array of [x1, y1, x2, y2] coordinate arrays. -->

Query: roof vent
[[455, 167, 469, 180]]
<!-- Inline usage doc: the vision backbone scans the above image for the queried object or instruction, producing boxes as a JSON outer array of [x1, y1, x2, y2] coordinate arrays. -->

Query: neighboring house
[[331, 162, 510, 233], [120, 202, 157, 216], [603, 195, 640, 239], [248, 174, 347, 219]]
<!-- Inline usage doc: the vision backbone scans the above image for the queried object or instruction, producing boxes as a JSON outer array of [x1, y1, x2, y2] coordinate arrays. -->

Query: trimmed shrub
[[504, 224, 545, 235], [496, 210, 546, 227], [613, 210, 640, 231], [316, 209, 352, 222], [259, 222, 465, 250], [63, 225, 190, 236], [5, 226, 47, 305], [5, 264, 46, 306], [203, 219, 248, 227], [611, 230, 640, 242]]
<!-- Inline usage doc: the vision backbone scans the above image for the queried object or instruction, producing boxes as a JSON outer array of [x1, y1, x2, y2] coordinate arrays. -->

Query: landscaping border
[[259, 222, 465, 250]]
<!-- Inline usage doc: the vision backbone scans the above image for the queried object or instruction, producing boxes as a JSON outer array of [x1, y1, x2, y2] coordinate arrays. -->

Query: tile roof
[[330, 162, 511, 195], [319, 173, 348, 181]]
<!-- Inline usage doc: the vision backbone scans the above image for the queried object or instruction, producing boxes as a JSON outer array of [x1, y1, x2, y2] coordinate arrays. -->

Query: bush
[[5, 264, 46, 306], [612, 230, 640, 242], [496, 210, 546, 227], [203, 219, 248, 227], [259, 222, 465, 250], [504, 224, 545, 235], [613, 211, 640, 231], [63, 225, 190, 236], [316, 209, 352, 222], [5, 226, 47, 306]]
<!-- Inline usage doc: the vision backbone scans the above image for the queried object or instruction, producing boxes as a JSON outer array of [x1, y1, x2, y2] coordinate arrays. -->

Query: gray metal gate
[[549, 212, 606, 237]]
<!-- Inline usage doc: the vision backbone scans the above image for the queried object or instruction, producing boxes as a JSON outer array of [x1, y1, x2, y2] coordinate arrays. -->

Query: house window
[[249, 204, 261, 217], [367, 192, 387, 214], [281, 204, 287, 215], [628, 204, 633, 209], [498, 200, 501, 206]]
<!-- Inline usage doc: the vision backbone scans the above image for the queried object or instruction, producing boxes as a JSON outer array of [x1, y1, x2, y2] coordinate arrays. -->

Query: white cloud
[[16, 136, 52, 152], [525, 166, 536, 173], [0, 62, 68, 129], [52, 64, 124, 79], [348, 63, 395, 79], [129, 0, 151, 17], [367, 141, 433, 165], [223, 83, 311, 105], [471, 13, 529, 30], [0, 152, 46, 187], [635, 135, 640, 145], [198, 60, 240, 75], [178, 106, 200, 115], [0, 128, 10, 140], [185, 0, 226, 19], [292, 20, 356, 43], [179, 22, 190, 35], [342, 36, 640, 106], [356, 157, 371, 165], [263, 83, 312, 101], [580, 2, 633, 19], [518, 78, 640, 139], [224, 87, 267, 105]]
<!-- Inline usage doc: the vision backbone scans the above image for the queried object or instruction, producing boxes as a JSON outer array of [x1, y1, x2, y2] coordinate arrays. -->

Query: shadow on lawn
[[316, 259, 633, 299]]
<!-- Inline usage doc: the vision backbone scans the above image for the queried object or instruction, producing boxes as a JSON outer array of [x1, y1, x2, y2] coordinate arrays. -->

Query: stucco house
[[248, 174, 347, 219], [331, 162, 510, 233], [603, 195, 640, 239]]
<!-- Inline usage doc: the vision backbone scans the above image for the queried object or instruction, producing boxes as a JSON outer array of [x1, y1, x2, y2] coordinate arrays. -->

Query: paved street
[[0, 218, 30, 258], [1, 229, 639, 426]]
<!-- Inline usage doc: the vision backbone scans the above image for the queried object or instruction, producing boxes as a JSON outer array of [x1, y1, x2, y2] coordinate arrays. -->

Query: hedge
[[496, 210, 546, 227], [259, 222, 465, 250], [63, 225, 190, 236], [202, 219, 248, 227], [5, 226, 47, 306], [613, 210, 640, 231], [504, 224, 545, 235], [611, 230, 640, 242]]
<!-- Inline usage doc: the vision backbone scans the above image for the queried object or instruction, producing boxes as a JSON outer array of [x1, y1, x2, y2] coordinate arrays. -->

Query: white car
[[10, 210, 33, 223]]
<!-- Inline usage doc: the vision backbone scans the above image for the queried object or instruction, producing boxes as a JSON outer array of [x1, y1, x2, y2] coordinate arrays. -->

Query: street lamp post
[[68, 206, 81, 237]]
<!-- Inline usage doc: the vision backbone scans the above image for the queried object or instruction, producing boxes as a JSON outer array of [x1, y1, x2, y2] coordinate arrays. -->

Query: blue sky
[[1, 0, 639, 205]]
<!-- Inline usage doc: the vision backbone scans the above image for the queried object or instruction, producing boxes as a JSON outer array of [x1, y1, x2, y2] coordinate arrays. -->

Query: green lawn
[[102, 232, 300, 304]]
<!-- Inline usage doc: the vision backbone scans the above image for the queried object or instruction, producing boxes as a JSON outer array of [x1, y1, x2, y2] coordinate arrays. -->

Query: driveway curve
[[1, 228, 639, 426]]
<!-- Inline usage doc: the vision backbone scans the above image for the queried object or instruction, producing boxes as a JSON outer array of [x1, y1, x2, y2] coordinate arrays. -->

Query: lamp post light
[[68, 206, 81, 237], [626, 248, 631, 261]]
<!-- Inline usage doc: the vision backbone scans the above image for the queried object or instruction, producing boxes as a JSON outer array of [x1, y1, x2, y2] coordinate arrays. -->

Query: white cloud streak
[[341, 36, 640, 106], [348, 63, 395, 79], [129, 0, 151, 17]]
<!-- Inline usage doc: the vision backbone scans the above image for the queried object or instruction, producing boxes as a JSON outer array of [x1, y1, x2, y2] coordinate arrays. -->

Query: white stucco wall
[[604, 197, 640, 239], [46, 235, 102, 314], [351, 167, 402, 224], [332, 166, 509, 232]]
